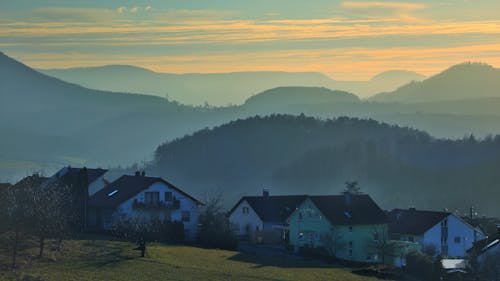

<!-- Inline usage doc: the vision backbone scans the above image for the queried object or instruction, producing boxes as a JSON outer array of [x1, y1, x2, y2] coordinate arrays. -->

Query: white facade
[[404, 214, 486, 258], [229, 199, 263, 236], [110, 181, 200, 240]]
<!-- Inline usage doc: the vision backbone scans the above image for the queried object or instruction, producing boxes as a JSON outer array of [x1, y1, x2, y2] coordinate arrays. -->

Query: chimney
[[343, 191, 351, 206], [141, 170, 145, 177], [135, 171, 140, 176], [263, 188, 270, 197]]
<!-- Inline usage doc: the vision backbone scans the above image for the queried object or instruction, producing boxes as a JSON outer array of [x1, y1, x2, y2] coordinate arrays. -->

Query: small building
[[88, 172, 203, 240], [468, 232, 500, 269], [46, 166, 109, 196], [228, 190, 306, 242], [287, 192, 388, 263], [388, 208, 486, 258]]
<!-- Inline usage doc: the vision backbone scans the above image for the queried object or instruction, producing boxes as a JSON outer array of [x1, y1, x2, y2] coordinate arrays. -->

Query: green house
[[287, 192, 389, 263]]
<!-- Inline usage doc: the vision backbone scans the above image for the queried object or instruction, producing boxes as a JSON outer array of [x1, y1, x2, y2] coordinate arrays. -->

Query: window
[[242, 207, 249, 214], [299, 232, 304, 239], [454, 236, 461, 244], [299, 212, 303, 220], [349, 226, 353, 232], [373, 232, 380, 241], [182, 211, 190, 222], [314, 233, 320, 241], [408, 235, 415, 242], [145, 192, 159, 204], [349, 249, 353, 257], [348, 241, 353, 257], [165, 192, 173, 201]]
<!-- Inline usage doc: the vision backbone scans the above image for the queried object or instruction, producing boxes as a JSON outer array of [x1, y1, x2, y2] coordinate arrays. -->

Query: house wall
[[423, 214, 486, 258], [288, 198, 387, 263], [88, 174, 108, 196], [229, 200, 263, 236], [113, 181, 200, 240]]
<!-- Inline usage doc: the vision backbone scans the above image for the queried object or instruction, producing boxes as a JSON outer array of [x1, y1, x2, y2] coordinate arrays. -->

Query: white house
[[388, 208, 486, 258], [228, 190, 306, 239], [88, 172, 203, 240], [45, 166, 109, 196]]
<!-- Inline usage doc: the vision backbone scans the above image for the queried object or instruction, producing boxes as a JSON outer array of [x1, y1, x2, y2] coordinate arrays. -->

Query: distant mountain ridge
[[3, 51, 500, 184], [370, 62, 500, 103], [39, 65, 425, 105]]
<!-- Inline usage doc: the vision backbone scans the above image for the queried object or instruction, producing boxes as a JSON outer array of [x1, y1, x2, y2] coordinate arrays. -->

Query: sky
[[1, 0, 500, 80]]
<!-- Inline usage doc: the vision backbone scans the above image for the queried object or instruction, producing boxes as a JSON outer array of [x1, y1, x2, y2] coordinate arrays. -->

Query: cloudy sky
[[1, 0, 499, 79]]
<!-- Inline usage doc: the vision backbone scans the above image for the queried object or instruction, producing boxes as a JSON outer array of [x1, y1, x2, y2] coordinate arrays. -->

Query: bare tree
[[27, 182, 74, 257], [344, 181, 361, 194], [368, 227, 397, 264], [321, 227, 347, 258], [112, 214, 151, 257], [197, 189, 238, 249], [4, 181, 32, 267]]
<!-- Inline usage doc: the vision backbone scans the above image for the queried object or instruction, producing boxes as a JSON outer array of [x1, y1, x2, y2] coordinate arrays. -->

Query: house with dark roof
[[47, 166, 109, 196], [88, 172, 203, 240], [388, 208, 486, 258], [228, 189, 307, 240], [468, 232, 500, 268], [287, 192, 391, 263]]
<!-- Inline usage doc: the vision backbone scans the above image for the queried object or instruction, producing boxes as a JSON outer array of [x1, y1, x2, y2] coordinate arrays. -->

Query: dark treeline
[[150, 115, 500, 216]]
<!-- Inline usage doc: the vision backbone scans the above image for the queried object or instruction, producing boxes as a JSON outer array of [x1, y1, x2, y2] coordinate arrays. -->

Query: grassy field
[[0, 238, 392, 281]]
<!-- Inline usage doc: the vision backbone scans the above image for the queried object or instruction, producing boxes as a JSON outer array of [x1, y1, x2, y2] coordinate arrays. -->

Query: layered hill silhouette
[[3, 50, 500, 187], [151, 115, 500, 216], [370, 62, 500, 103], [39, 65, 424, 105], [0, 51, 227, 180]]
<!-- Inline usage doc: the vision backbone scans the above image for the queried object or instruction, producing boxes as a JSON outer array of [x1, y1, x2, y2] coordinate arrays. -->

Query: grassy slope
[[0, 239, 387, 281]]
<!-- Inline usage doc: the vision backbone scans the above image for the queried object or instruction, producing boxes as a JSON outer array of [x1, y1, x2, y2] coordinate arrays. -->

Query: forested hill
[[150, 115, 500, 216]]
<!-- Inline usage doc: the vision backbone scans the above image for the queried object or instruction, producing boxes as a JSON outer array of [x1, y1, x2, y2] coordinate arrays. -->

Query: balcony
[[132, 198, 180, 211]]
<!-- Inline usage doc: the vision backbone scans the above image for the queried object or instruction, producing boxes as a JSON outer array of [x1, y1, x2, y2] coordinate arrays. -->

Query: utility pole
[[470, 206, 478, 277]]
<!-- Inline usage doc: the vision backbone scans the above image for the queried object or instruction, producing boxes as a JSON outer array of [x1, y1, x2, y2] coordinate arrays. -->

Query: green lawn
[[0, 239, 391, 281]]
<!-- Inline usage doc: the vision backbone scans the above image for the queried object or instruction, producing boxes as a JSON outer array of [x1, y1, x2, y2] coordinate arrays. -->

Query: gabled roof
[[229, 195, 308, 223], [309, 194, 387, 225], [388, 208, 450, 235], [55, 166, 108, 184], [89, 174, 203, 208], [468, 234, 500, 255]]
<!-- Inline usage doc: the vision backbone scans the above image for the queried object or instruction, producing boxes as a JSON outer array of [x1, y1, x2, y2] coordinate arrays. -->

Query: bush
[[405, 251, 444, 281]]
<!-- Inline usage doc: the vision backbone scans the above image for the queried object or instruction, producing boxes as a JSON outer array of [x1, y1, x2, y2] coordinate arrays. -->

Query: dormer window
[[108, 190, 118, 197]]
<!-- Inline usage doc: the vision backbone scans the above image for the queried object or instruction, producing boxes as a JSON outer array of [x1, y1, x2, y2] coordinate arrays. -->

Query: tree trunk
[[140, 241, 146, 257], [39, 236, 45, 258], [12, 225, 19, 268]]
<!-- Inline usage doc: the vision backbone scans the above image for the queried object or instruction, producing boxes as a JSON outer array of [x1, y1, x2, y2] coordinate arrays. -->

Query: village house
[[388, 208, 486, 258], [228, 190, 306, 243], [45, 166, 109, 196], [88, 172, 203, 240], [287, 192, 392, 264], [468, 230, 500, 269]]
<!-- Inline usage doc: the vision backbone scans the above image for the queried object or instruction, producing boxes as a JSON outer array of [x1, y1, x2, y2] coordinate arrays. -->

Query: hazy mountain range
[[3, 50, 500, 211], [39, 66, 425, 106]]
